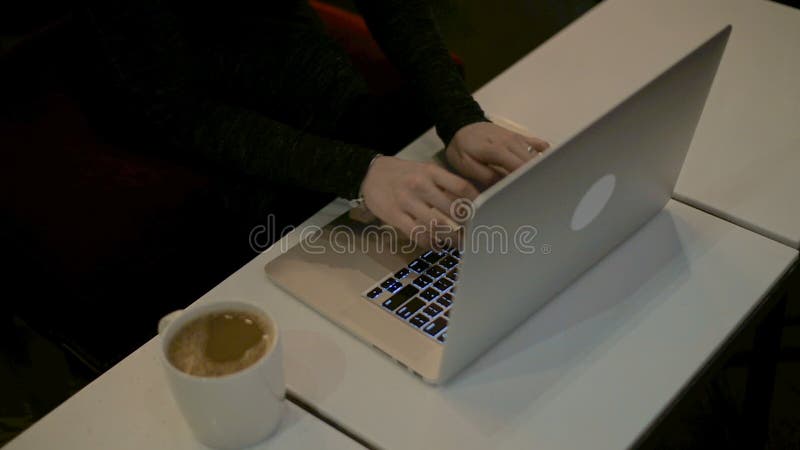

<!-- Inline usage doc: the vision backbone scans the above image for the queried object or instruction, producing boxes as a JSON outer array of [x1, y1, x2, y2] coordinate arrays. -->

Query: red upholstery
[[310, 0, 465, 94], [1, 87, 228, 367], [1, 92, 209, 281]]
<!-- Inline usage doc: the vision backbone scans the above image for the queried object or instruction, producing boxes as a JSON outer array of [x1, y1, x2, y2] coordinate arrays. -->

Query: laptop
[[265, 26, 731, 384]]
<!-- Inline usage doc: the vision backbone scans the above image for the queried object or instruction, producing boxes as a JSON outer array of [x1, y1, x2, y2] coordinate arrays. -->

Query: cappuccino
[[168, 310, 272, 377]]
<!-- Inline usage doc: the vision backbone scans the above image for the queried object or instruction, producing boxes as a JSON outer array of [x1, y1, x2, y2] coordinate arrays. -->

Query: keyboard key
[[394, 268, 410, 279], [450, 248, 461, 258], [446, 269, 458, 281], [408, 258, 430, 273], [424, 317, 448, 337], [423, 303, 443, 317], [396, 297, 426, 319], [381, 285, 419, 311], [420, 288, 440, 301], [436, 293, 453, 307], [444, 309, 450, 317], [380, 278, 397, 289], [437, 331, 447, 343], [440, 256, 458, 269], [409, 314, 430, 328], [421, 250, 444, 264], [425, 265, 446, 278], [433, 278, 453, 291], [366, 287, 383, 299], [413, 275, 433, 288], [386, 281, 403, 293]]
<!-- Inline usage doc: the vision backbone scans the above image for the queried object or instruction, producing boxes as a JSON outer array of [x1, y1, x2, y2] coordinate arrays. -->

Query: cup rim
[[159, 299, 280, 383]]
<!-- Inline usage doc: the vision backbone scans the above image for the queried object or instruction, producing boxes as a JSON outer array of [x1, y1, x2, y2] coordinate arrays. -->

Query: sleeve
[[353, 0, 488, 145], [85, 0, 377, 200]]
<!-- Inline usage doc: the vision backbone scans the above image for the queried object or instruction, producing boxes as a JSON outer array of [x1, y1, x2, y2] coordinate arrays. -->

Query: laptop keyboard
[[362, 247, 460, 344]]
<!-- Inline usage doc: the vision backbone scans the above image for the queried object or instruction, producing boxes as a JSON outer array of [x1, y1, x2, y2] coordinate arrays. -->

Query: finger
[[402, 194, 460, 236], [450, 150, 499, 187], [395, 192, 446, 247], [441, 189, 459, 204], [506, 136, 535, 162], [432, 226, 461, 251], [435, 190, 474, 246], [478, 144, 525, 173], [429, 214, 461, 250], [490, 164, 509, 177], [398, 171, 465, 246], [392, 212, 432, 249], [522, 134, 550, 152], [428, 165, 480, 200], [406, 194, 461, 248], [420, 186, 458, 221], [462, 152, 503, 186]]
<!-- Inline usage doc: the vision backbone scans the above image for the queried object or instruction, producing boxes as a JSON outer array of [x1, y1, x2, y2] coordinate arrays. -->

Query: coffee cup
[[158, 300, 285, 449]]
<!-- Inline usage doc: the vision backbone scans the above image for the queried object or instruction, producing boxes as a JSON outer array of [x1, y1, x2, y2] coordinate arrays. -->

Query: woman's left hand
[[445, 122, 550, 187]]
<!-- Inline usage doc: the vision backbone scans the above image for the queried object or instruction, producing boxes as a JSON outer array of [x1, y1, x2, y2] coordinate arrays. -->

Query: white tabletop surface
[[472, 0, 800, 248], [35, 191, 788, 449], [254, 199, 794, 450], [12, 199, 792, 450], [3, 340, 363, 450]]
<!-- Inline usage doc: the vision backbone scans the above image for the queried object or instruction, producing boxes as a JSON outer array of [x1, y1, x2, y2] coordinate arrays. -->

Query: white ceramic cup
[[158, 300, 285, 449]]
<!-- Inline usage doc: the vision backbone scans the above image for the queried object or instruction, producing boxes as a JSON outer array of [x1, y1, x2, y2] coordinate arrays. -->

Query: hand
[[445, 122, 550, 186], [360, 156, 479, 248]]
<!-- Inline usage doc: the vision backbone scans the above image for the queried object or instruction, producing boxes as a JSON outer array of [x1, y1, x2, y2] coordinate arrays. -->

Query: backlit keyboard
[[362, 247, 460, 343]]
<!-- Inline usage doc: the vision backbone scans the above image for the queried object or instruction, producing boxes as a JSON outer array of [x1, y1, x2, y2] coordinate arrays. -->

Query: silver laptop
[[265, 26, 731, 384]]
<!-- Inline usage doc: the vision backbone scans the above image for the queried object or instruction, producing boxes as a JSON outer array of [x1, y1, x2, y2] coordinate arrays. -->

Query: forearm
[[354, 0, 487, 144], [87, 0, 376, 199], [192, 103, 378, 198]]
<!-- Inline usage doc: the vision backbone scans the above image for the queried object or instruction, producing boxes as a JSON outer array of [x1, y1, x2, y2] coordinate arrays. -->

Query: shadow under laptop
[[439, 206, 690, 436]]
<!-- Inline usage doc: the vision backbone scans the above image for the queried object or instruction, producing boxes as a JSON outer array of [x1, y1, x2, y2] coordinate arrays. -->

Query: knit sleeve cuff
[[435, 100, 489, 145], [342, 148, 381, 200]]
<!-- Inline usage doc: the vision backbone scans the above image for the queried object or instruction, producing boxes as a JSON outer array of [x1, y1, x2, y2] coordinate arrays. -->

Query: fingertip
[[477, 173, 495, 187], [416, 235, 433, 250], [464, 182, 480, 199], [525, 135, 550, 151]]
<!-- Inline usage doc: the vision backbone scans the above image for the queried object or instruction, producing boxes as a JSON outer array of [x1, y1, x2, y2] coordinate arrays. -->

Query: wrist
[[436, 100, 489, 145], [349, 153, 384, 209], [439, 115, 489, 147]]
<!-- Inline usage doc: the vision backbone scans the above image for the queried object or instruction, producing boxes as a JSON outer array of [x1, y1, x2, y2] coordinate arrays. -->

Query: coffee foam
[[168, 311, 271, 377]]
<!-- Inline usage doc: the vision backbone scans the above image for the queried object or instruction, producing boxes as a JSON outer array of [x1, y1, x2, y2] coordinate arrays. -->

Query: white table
[[2, 340, 363, 450], [11, 199, 792, 450], [262, 199, 795, 449], [472, 0, 800, 248], [11, 195, 792, 450]]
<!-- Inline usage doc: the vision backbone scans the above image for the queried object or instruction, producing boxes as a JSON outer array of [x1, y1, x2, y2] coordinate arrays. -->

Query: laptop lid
[[438, 26, 731, 382]]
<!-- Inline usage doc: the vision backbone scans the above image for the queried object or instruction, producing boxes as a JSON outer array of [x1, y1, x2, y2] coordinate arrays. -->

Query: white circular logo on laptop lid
[[571, 174, 616, 231]]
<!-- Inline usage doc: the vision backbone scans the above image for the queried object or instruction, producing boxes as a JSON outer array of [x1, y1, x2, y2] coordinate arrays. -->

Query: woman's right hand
[[360, 156, 479, 248]]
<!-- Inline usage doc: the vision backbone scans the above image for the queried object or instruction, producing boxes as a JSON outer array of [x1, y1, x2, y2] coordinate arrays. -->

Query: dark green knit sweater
[[85, 0, 486, 199]]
